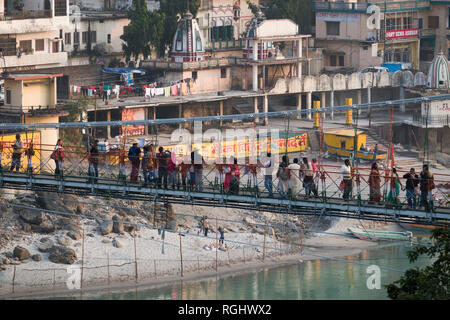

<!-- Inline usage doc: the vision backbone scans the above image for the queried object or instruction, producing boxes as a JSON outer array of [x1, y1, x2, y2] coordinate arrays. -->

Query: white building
[[0, 0, 69, 72]]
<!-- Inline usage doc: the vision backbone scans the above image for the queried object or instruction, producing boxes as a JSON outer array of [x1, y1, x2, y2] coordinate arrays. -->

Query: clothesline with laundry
[[70, 78, 197, 100]]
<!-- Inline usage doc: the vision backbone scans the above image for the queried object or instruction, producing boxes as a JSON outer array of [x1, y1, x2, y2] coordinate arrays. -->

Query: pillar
[[178, 104, 183, 129], [345, 98, 353, 125], [330, 91, 335, 120], [264, 94, 269, 126], [400, 86, 405, 113], [107, 110, 111, 138], [219, 100, 224, 127], [321, 91, 326, 120], [297, 38, 302, 79], [144, 108, 149, 136], [253, 97, 259, 124], [296, 94, 302, 119], [357, 90, 362, 115], [313, 100, 320, 129], [306, 92, 312, 120], [153, 106, 156, 120], [252, 39, 259, 92], [252, 65, 258, 92]]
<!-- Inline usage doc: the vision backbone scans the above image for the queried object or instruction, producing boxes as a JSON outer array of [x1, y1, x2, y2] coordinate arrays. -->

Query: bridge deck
[[1, 172, 449, 225]]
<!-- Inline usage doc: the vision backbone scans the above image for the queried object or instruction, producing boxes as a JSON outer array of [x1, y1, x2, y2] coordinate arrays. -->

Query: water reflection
[[48, 242, 430, 300]]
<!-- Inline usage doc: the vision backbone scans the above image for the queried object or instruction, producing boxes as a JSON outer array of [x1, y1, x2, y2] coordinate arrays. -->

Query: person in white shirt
[[340, 159, 353, 200], [288, 158, 301, 198]]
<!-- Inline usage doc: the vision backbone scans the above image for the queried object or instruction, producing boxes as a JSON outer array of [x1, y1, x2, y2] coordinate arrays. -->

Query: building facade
[[0, 0, 69, 72], [314, 0, 450, 73]]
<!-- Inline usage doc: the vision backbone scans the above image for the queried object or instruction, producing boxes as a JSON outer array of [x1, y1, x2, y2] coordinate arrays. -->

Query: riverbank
[[0, 221, 383, 299]]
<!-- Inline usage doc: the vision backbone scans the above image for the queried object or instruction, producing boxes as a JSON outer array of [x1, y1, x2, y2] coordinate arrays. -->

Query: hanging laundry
[[150, 87, 156, 97], [145, 87, 151, 98], [181, 82, 188, 96], [170, 85, 178, 96], [164, 87, 170, 97]]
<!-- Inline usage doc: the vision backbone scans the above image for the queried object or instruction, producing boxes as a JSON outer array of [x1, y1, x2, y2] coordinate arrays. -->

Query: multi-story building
[[313, 0, 382, 73], [0, 0, 69, 73], [314, 0, 450, 72], [197, 0, 259, 51]]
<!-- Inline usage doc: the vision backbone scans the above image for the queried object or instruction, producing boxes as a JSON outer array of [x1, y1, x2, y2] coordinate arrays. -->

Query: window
[[74, 32, 80, 44], [326, 22, 340, 36], [6, 90, 11, 105], [54, 0, 67, 16], [211, 26, 234, 41], [90, 31, 97, 43], [220, 68, 227, 78], [338, 55, 344, 66], [52, 41, 59, 53], [35, 39, 45, 51], [403, 17, 411, 29], [19, 40, 32, 52], [175, 30, 183, 51], [107, 34, 111, 44], [195, 31, 202, 51], [64, 33, 71, 45], [330, 55, 337, 66], [192, 71, 198, 80], [429, 16, 439, 29], [82, 31, 88, 44]]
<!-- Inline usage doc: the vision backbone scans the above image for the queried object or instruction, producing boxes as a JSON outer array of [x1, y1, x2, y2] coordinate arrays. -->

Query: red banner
[[385, 28, 418, 40]]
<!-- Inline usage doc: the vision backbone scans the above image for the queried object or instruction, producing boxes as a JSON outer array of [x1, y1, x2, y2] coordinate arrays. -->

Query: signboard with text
[[385, 28, 418, 40]]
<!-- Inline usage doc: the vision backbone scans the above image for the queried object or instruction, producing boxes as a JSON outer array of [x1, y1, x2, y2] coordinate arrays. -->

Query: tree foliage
[[259, 0, 314, 34], [386, 228, 450, 300], [121, 0, 165, 61]]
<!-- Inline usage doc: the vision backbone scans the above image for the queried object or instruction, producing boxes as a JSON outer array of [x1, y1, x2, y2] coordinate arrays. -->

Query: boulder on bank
[[19, 209, 45, 225], [37, 238, 54, 253], [48, 246, 77, 264], [100, 221, 113, 235], [32, 254, 42, 262], [112, 216, 124, 234], [67, 230, 83, 241], [13, 246, 30, 261], [31, 221, 55, 234]]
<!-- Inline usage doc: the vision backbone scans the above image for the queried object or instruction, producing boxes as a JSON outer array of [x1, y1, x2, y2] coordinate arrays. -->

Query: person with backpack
[[25, 142, 35, 174], [128, 141, 141, 182], [276, 155, 289, 198], [420, 164, 435, 212]]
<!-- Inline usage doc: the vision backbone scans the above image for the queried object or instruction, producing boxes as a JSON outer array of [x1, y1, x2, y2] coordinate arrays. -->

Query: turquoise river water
[[46, 240, 431, 300]]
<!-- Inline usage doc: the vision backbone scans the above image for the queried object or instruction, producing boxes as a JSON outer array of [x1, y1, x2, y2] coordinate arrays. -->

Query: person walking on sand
[[203, 217, 210, 237], [218, 227, 225, 245]]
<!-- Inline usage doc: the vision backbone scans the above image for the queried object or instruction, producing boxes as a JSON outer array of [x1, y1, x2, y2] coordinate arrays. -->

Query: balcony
[[141, 57, 236, 71], [313, 1, 369, 13], [0, 9, 52, 20], [374, 0, 430, 12], [210, 39, 245, 51], [419, 28, 436, 38], [3, 52, 68, 71]]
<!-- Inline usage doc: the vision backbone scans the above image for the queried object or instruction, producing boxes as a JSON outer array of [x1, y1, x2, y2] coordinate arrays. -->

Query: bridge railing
[[1, 140, 449, 212]]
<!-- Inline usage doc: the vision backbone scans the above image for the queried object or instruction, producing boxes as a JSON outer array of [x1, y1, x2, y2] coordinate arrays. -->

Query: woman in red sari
[[368, 162, 381, 204], [224, 157, 241, 194]]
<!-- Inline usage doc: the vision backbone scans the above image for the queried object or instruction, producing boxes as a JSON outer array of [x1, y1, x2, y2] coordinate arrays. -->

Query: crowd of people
[[0, 136, 438, 212]]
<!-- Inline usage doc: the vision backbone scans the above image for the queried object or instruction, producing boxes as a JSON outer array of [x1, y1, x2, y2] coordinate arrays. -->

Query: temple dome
[[427, 52, 450, 89], [170, 11, 206, 63]]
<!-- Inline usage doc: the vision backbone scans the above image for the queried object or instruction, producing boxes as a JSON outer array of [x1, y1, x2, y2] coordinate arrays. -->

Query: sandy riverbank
[[0, 216, 389, 299]]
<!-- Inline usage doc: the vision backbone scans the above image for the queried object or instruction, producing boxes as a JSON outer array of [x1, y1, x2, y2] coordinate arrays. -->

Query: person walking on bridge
[[340, 159, 353, 200], [403, 168, 419, 209], [128, 141, 141, 182], [52, 139, 64, 178], [368, 162, 381, 204], [263, 153, 274, 197], [420, 164, 435, 212], [10, 134, 23, 172], [88, 140, 99, 183], [157, 147, 169, 189]]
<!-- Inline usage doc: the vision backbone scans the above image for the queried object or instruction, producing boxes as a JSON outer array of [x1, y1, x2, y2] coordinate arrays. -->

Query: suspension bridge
[[0, 95, 449, 227]]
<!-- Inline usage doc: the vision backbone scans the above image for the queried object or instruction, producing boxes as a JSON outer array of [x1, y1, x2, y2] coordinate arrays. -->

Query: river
[[46, 240, 431, 300]]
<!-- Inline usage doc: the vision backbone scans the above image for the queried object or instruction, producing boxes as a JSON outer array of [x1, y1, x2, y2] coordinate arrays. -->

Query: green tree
[[60, 97, 90, 147], [386, 227, 450, 300], [157, 0, 200, 58], [246, 0, 258, 15], [261, 0, 314, 34], [121, 0, 165, 61]]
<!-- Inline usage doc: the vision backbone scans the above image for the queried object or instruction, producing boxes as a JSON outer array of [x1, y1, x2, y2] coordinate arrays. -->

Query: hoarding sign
[[385, 28, 418, 40]]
